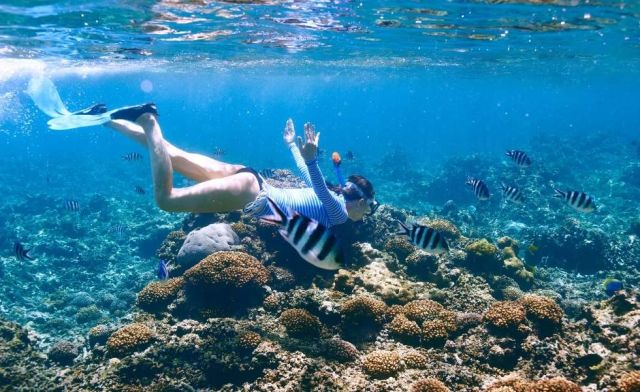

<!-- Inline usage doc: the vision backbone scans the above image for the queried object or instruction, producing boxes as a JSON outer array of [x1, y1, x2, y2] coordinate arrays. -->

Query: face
[[345, 198, 368, 221]]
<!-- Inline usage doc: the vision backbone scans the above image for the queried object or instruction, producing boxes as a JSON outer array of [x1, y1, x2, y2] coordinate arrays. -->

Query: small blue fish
[[14, 242, 34, 261], [157, 260, 169, 280], [605, 280, 623, 296]]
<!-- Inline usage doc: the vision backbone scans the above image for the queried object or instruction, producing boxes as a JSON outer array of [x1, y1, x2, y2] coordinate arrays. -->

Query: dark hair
[[343, 175, 375, 201]]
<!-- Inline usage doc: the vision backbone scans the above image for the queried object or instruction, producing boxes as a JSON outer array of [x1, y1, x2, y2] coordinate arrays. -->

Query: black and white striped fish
[[65, 200, 80, 211], [466, 177, 491, 201], [397, 221, 449, 254], [122, 152, 143, 161], [14, 242, 34, 261], [505, 150, 532, 167], [554, 189, 596, 213], [501, 183, 525, 203], [261, 197, 344, 270], [111, 224, 127, 236], [134, 185, 146, 195]]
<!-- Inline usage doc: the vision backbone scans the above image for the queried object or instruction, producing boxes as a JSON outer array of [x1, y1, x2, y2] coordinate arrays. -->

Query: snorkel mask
[[344, 181, 379, 216]]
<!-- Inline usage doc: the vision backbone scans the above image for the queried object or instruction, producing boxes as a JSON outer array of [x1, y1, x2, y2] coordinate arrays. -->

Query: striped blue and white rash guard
[[244, 143, 348, 228]]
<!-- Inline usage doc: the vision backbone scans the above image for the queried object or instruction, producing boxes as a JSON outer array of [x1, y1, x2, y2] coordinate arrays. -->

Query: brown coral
[[484, 301, 527, 330], [341, 295, 388, 335], [387, 314, 421, 344], [519, 295, 563, 325], [619, 371, 640, 392], [155, 230, 186, 264], [323, 338, 359, 362], [279, 308, 322, 338], [362, 350, 402, 378], [530, 378, 581, 392], [136, 277, 183, 313], [412, 378, 451, 392], [464, 239, 501, 271], [106, 323, 153, 357], [402, 350, 428, 369], [236, 331, 261, 352], [420, 218, 461, 239], [183, 251, 269, 310], [384, 236, 415, 260]]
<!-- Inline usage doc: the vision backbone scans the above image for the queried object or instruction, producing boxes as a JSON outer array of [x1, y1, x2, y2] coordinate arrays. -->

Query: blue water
[[0, 1, 639, 387]]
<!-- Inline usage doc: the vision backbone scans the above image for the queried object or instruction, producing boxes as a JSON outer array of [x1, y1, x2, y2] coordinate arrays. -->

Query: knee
[[136, 113, 157, 127]]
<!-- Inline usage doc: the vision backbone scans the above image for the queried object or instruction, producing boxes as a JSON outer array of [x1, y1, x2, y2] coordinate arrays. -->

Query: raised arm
[[298, 123, 348, 225], [284, 119, 312, 186]]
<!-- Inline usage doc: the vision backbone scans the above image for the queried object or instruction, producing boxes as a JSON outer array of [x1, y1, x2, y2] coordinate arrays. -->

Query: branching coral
[[106, 323, 153, 357], [362, 350, 402, 378], [387, 314, 422, 344], [136, 277, 183, 313], [279, 308, 322, 338]]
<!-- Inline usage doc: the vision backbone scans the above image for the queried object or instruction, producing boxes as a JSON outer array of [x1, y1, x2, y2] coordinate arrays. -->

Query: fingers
[[304, 122, 315, 144], [315, 132, 320, 145], [285, 118, 294, 134]]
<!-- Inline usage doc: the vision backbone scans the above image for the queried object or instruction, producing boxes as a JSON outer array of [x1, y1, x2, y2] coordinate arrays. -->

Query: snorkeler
[[27, 77, 377, 230]]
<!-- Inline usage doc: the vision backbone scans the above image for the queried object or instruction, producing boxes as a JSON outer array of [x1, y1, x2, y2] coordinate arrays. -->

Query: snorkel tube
[[332, 152, 346, 187]]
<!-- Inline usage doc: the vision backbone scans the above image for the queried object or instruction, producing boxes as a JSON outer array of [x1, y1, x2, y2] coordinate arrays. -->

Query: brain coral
[[362, 350, 402, 378], [519, 295, 563, 325], [279, 308, 322, 338], [183, 251, 269, 309], [619, 371, 640, 392], [411, 378, 451, 392], [106, 323, 154, 357], [136, 277, 183, 313], [484, 301, 527, 330]]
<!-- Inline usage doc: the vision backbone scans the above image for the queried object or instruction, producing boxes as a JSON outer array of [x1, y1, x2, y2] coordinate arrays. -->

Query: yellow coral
[[411, 378, 450, 392], [484, 301, 526, 330], [503, 257, 534, 285], [362, 350, 402, 378], [136, 277, 183, 313], [279, 308, 322, 338], [519, 295, 563, 325], [619, 371, 640, 392], [106, 323, 153, 357], [497, 237, 519, 253]]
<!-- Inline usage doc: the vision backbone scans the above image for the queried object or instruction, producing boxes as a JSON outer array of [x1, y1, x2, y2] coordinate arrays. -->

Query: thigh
[[161, 172, 260, 213]]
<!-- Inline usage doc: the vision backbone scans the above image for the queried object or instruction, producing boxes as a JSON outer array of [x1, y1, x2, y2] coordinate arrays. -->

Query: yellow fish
[[527, 244, 539, 254]]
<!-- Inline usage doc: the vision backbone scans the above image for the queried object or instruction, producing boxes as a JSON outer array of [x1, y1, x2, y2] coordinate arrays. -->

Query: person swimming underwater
[[27, 77, 378, 230]]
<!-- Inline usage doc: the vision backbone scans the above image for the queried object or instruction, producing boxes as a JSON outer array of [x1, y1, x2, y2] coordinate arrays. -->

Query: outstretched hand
[[297, 122, 320, 162], [283, 118, 295, 145]]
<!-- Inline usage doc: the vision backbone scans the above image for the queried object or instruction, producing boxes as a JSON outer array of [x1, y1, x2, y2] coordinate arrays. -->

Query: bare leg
[[106, 119, 242, 182], [137, 114, 260, 213]]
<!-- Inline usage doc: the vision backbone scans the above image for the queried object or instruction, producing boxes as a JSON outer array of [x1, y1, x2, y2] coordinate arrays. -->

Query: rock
[[177, 223, 240, 270]]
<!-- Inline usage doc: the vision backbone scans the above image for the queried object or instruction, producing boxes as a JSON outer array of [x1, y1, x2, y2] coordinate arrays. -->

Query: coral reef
[[183, 251, 270, 314], [412, 378, 451, 392], [323, 338, 359, 362], [136, 277, 184, 313], [484, 301, 527, 331], [236, 331, 262, 352], [177, 223, 241, 270], [156, 230, 186, 265], [47, 340, 78, 365], [340, 295, 388, 341], [362, 350, 402, 378], [106, 323, 154, 357], [619, 371, 640, 392], [279, 308, 322, 338]]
